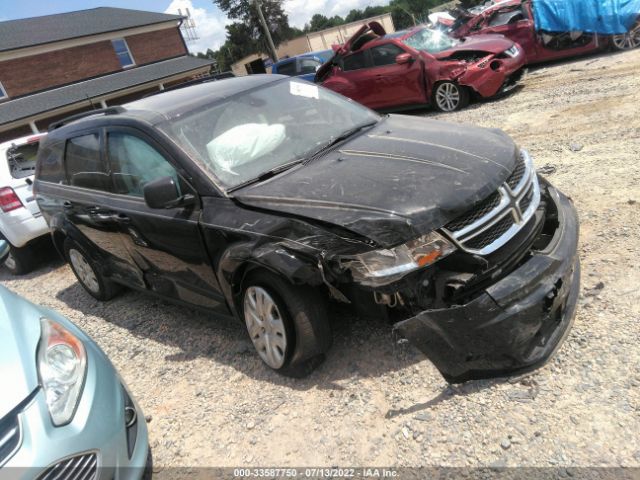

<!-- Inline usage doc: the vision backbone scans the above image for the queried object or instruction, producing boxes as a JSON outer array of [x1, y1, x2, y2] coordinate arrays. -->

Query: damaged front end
[[433, 42, 526, 99], [330, 151, 580, 383]]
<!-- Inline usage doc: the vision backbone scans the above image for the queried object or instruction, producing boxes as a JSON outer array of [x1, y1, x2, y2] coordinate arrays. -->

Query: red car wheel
[[612, 20, 640, 50], [432, 81, 469, 112]]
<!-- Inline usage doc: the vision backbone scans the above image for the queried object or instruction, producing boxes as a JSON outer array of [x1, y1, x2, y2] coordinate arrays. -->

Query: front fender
[[216, 242, 324, 319]]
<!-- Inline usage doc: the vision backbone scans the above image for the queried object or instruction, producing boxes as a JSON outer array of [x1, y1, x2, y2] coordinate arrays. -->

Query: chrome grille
[[465, 214, 515, 250], [38, 453, 98, 480], [442, 150, 541, 255], [519, 184, 535, 213], [506, 154, 527, 190], [0, 415, 21, 467], [445, 191, 502, 232]]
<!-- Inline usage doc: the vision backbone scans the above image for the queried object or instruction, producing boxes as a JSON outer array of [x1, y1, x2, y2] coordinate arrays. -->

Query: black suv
[[35, 75, 580, 382]]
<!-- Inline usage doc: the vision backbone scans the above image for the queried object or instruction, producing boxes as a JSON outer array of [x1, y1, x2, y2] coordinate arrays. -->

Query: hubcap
[[243, 286, 287, 369], [436, 83, 460, 112], [613, 26, 640, 50], [4, 252, 16, 271], [69, 249, 100, 294]]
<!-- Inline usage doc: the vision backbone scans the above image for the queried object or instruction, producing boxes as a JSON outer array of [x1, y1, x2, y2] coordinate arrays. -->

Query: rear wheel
[[241, 270, 332, 377], [64, 239, 121, 301], [3, 244, 35, 275], [432, 81, 469, 112]]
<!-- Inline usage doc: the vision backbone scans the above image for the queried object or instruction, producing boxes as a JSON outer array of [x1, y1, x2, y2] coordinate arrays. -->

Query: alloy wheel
[[69, 249, 100, 294], [435, 83, 461, 112], [612, 26, 640, 50], [243, 286, 288, 369]]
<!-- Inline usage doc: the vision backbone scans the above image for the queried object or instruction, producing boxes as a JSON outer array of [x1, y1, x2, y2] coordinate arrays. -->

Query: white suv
[[0, 134, 50, 274]]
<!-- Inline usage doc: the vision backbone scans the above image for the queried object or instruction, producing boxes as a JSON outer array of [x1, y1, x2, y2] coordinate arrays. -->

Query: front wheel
[[432, 81, 469, 112], [241, 271, 332, 377]]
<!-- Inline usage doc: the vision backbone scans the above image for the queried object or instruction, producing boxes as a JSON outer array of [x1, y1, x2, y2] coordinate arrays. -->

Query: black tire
[[63, 238, 121, 301], [241, 270, 332, 378], [432, 81, 470, 112], [142, 449, 153, 480], [3, 244, 35, 275]]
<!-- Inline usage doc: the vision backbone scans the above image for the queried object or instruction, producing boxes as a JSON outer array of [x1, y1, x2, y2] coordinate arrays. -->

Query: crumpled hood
[[234, 115, 519, 247], [0, 286, 41, 418], [434, 34, 514, 58]]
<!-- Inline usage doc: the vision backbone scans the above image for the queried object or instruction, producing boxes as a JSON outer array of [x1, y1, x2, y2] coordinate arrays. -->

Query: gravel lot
[[2, 48, 639, 470]]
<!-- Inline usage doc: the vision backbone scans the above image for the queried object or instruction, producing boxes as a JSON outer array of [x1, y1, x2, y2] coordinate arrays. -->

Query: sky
[[0, 0, 389, 53]]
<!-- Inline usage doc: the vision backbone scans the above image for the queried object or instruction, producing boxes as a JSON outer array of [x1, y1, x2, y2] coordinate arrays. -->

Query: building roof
[[0, 56, 214, 126], [0, 7, 183, 53]]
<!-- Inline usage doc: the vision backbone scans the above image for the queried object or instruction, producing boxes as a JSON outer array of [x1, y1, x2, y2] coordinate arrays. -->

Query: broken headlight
[[340, 232, 456, 286]]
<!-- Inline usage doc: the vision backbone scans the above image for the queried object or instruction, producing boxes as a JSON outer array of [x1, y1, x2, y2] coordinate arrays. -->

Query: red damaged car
[[315, 21, 526, 112], [445, 0, 640, 64]]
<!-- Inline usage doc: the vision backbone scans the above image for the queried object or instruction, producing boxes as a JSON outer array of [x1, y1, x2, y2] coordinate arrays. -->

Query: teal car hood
[[0, 286, 41, 418]]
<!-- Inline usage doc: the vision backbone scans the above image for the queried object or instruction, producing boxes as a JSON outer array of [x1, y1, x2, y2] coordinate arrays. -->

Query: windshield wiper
[[304, 121, 379, 164], [226, 158, 306, 193]]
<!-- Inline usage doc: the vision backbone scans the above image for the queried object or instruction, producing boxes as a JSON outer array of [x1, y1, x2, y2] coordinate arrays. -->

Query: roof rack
[[48, 106, 126, 131]]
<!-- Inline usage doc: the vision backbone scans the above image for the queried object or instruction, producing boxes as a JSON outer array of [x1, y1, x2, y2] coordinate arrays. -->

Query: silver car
[[0, 242, 149, 479]]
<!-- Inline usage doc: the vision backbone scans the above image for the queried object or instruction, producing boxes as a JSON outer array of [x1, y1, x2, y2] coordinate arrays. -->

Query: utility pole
[[254, 0, 279, 62]]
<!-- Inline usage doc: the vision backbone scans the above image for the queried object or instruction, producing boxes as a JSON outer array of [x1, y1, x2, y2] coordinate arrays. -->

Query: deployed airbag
[[207, 123, 286, 175], [532, 0, 640, 35]]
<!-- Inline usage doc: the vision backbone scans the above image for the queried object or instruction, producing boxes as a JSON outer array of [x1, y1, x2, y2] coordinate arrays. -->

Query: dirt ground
[[2, 48, 639, 470]]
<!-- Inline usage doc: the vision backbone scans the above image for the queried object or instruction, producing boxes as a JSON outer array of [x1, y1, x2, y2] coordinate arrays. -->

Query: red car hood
[[433, 33, 514, 58]]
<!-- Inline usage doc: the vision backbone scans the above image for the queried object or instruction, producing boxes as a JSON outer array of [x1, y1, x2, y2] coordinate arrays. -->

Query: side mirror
[[0, 240, 9, 264], [396, 53, 413, 65], [143, 176, 195, 209]]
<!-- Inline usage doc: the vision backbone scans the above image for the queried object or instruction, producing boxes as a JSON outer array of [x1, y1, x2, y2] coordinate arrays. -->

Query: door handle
[[88, 210, 130, 224], [63, 201, 73, 209], [114, 214, 131, 224]]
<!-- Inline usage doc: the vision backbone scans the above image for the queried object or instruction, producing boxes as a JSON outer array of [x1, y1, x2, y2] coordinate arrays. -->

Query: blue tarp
[[532, 0, 640, 34]]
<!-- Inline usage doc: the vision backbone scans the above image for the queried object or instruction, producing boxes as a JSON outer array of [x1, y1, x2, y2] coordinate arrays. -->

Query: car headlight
[[37, 318, 87, 426], [340, 232, 456, 286]]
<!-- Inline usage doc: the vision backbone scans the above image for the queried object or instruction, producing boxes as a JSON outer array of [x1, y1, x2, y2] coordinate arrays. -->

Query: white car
[[0, 134, 50, 274]]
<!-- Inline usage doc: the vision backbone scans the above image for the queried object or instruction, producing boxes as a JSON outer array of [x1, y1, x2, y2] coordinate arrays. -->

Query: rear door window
[[6, 141, 39, 179], [299, 58, 321, 74], [64, 133, 110, 191], [36, 142, 65, 183], [275, 60, 297, 76]]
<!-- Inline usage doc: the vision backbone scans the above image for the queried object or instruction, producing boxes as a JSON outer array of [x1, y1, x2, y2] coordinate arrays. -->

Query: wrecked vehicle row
[[315, 21, 526, 112], [33, 76, 580, 382], [441, 0, 640, 64]]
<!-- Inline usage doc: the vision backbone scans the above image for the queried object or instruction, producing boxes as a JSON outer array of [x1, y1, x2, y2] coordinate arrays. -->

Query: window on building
[[111, 39, 135, 68], [65, 134, 110, 191], [0, 81, 8, 100]]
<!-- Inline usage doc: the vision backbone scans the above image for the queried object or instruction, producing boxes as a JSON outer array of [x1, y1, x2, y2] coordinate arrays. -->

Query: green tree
[[214, 0, 293, 54], [306, 14, 345, 32]]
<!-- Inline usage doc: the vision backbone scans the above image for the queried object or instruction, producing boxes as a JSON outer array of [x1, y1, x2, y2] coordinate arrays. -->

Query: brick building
[[0, 7, 214, 142]]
